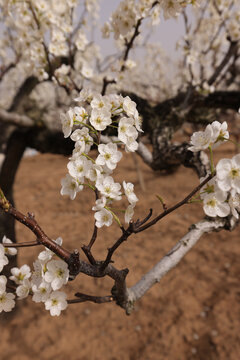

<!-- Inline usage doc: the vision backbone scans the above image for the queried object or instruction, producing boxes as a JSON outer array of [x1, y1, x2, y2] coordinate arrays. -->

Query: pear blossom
[[10, 265, 31, 285], [118, 117, 139, 152], [108, 94, 124, 115], [2, 236, 17, 256], [216, 154, 240, 193], [91, 94, 111, 112], [60, 110, 74, 138], [96, 176, 122, 200], [90, 108, 112, 131], [123, 96, 137, 118], [16, 279, 31, 299], [86, 164, 103, 182], [74, 88, 95, 103], [0, 275, 7, 294], [44, 291, 68, 316], [92, 196, 107, 211], [72, 107, 89, 124], [31, 259, 45, 287], [75, 30, 88, 51], [200, 176, 226, 200], [229, 190, 240, 219], [67, 156, 92, 180], [81, 63, 93, 79], [38, 237, 63, 264], [203, 192, 230, 217], [125, 204, 135, 224], [71, 128, 93, 156], [96, 143, 122, 170], [32, 281, 52, 303], [123, 181, 138, 204], [162, 0, 182, 19], [189, 124, 213, 152], [0, 292, 15, 313], [211, 121, 229, 147], [60, 174, 83, 200], [0, 244, 9, 271], [94, 208, 113, 228], [44, 259, 69, 290]]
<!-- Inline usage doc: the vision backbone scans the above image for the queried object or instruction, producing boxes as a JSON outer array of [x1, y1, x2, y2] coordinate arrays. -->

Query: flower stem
[[208, 145, 215, 175]]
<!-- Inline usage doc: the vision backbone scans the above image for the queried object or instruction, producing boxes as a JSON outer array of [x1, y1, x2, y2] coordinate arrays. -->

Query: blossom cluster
[[189, 121, 240, 218], [60, 90, 141, 228], [0, 236, 69, 316], [102, 0, 201, 40]]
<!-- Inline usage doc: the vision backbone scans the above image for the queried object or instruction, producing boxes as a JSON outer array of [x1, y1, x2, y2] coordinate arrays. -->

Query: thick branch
[[126, 217, 234, 313]]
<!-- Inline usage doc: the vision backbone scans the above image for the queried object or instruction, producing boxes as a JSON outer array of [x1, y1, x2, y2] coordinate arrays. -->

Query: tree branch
[[68, 293, 113, 304], [125, 217, 236, 314]]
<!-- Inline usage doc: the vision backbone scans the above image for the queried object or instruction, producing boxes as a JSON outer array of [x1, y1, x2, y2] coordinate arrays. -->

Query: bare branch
[[126, 218, 233, 312], [68, 293, 113, 304], [208, 40, 239, 86], [135, 172, 215, 233]]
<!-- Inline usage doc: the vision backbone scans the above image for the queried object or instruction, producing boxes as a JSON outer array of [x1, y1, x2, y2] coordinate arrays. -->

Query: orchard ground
[[0, 140, 239, 360]]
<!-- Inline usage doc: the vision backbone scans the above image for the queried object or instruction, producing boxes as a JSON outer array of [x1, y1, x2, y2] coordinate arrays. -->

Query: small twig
[[81, 224, 98, 265], [3, 241, 39, 248], [100, 225, 134, 272], [135, 172, 215, 233], [121, 18, 143, 71], [68, 292, 113, 304], [101, 76, 116, 96]]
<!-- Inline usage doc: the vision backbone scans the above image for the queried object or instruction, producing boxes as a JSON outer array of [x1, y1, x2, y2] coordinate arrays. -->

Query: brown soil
[[0, 143, 239, 360]]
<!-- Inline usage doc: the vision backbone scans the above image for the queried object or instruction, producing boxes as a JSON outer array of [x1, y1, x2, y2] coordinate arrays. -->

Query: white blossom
[[60, 174, 83, 200], [211, 121, 229, 147], [94, 208, 113, 228], [44, 291, 68, 316], [67, 156, 92, 180], [203, 192, 230, 217], [32, 281, 52, 303], [123, 181, 138, 204], [71, 127, 93, 155], [125, 204, 135, 224], [10, 264, 31, 285], [44, 259, 69, 290], [0, 275, 7, 294], [16, 279, 31, 299], [189, 125, 213, 152], [38, 237, 63, 265], [229, 189, 240, 219], [2, 236, 17, 256], [92, 196, 107, 211], [0, 244, 9, 271], [90, 108, 112, 131], [60, 110, 74, 138], [31, 259, 45, 287], [118, 117, 139, 152], [74, 88, 95, 103], [91, 94, 111, 112], [216, 154, 240, 193], [96, 143, 122, 170], [96, 176, 122, 200], [86, 164, 103, 182], [0, 292, 15, 313]]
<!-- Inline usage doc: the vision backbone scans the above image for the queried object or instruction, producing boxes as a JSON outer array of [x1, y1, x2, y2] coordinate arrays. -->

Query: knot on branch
[[68, 249, 80, 279]]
